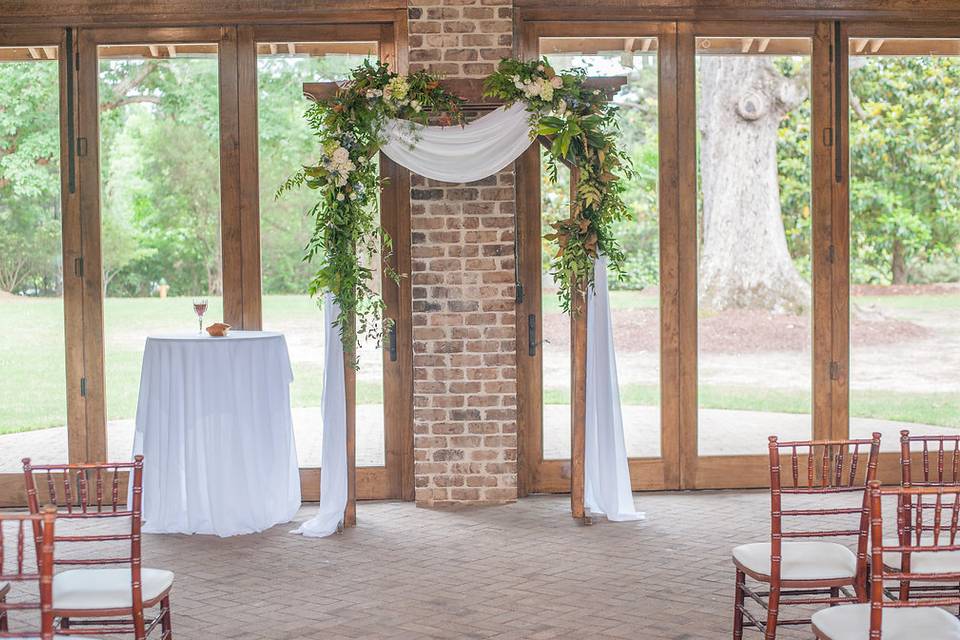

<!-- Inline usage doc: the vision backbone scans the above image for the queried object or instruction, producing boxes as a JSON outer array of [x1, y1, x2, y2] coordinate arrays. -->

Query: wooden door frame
[[516, 19, 682, 496], [0, 27, 85, 506], [250, 18, 414, 503], [679, 20, 836, 489], [837, 21, 960, 484]]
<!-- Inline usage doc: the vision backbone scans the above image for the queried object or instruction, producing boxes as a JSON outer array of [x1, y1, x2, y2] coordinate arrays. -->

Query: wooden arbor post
[[302, 75, 623, 525]]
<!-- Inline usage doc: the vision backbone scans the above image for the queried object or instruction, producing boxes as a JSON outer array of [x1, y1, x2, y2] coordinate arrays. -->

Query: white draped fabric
[[292, 293, 348, 538], [381, 103, 534, 183], [133, 331, 301, 537], [584, 257, 645, 522]]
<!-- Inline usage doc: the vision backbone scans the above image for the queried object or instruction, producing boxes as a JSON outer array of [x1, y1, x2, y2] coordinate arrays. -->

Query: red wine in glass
[[192, 297, 208, 334]]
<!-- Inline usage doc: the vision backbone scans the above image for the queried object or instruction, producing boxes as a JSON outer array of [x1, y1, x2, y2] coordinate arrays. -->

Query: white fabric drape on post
[[292, 293, 347, 538], [584, 257, 645, 522], [381, 103, 535, 183]]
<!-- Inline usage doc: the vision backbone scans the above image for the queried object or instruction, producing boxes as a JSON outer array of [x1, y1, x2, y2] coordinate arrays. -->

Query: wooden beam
[[42, 45, 56, 59], [27, 46, 39, 59], [303, 76, 628, 109], [741, 37, 754, 53], [165, 44, 176, 57], [869, 38, 885, 53], [642, 37, 654, 52], [758, 37, 771, 53], [148, 44, 159, 57], [287, 42, 296, 55]]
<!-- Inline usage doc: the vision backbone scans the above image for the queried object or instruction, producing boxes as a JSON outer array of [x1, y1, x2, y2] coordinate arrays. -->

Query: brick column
[[407, 0, 518, 506]]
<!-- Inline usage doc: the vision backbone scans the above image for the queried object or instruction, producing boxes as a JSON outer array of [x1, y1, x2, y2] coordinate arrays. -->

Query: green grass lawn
[[1, 292, 958, 435], [545, 384, 960, 428]]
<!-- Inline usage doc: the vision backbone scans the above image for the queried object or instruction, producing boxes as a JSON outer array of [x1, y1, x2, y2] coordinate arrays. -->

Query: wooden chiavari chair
[[894, 430, 960, 603], [812, 482, 960, 638], [21, 457, 173, 640], [0, 508, 56, 640], [732, 433, 881, 639]]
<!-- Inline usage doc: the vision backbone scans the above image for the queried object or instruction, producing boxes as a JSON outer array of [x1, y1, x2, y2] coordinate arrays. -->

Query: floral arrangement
[[278, 60, 461, 355], [280, 57, 632, 356], [485, 58, 634, 312]]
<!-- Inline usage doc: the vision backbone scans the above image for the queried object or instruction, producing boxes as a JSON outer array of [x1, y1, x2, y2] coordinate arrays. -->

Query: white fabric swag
[[292, 293, 348, 538], [584, 256, 645, 522], [381, 103, 534, 183]]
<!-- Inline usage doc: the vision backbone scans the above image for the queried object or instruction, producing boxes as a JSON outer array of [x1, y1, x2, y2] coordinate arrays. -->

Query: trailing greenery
[[277, 60, 462, 354], [485, 58, 635, 311]]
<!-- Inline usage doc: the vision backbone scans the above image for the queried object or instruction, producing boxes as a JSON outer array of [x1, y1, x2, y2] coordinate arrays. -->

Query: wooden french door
[[517, 21, 683, 494], [517, 19, 839, 492], [0, 27, 85, 506], [681, 21, 836, 488]]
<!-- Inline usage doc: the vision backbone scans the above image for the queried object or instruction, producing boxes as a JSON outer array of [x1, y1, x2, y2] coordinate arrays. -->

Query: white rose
[[331, 147, 350, 164], [336, 192, 345, 201]]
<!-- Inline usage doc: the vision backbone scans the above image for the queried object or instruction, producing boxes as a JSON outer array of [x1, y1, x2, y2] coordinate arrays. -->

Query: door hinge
[[823, 127, 833, 147], [80, 377, 87, 397], [76, 137, 88, 157], [73, 256, 84, 277], [515, 282, 524, 304], [829, 361, 841, 380], [527, 313, 537, 356]]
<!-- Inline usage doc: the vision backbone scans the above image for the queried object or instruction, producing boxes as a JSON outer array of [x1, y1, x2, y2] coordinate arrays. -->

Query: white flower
[[331, 146, 350, 164], [550, 76, 563, 89], [556, 99, 567, 115], [348, 192, 357, 200], [410, 99, 421, 112], [336, 192, 345, 201], [537, 64, 544, 71]]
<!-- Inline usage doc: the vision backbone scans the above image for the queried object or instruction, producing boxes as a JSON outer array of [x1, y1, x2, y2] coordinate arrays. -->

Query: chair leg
[[0, 600, 7, 632], [161, 595, 173, 639], [764, 585, 781, 640], [829, 586, 840, 606], [733, 570, 745, 640]]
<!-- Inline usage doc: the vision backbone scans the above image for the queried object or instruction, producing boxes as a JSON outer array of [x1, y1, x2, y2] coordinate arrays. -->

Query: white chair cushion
[[812, 603, 960, 639], [733, 541, 858, 581], [883, 545, 960, 575], [53, 567, 174, 611]]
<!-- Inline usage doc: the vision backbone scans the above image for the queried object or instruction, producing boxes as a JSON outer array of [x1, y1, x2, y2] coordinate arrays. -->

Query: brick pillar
[[407, 0, 518, 506]]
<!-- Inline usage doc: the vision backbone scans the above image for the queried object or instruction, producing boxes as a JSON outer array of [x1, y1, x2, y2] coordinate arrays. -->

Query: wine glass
[[192, 297, 208, 335]]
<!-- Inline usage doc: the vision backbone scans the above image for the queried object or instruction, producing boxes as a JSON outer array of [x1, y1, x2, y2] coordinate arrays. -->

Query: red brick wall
[[407, 0, 518, 506]]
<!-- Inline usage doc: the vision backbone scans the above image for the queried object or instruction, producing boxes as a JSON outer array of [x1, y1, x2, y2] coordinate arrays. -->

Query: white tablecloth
[[132, 331, 301, 536]]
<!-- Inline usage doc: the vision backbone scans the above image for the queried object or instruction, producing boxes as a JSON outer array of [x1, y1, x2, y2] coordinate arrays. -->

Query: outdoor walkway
[[1, 405, 949, 472], [3, 491, 821, 638]]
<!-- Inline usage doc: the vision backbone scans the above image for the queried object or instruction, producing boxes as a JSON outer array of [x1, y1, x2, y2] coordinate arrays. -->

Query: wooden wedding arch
[[303, 74, 626, 527]]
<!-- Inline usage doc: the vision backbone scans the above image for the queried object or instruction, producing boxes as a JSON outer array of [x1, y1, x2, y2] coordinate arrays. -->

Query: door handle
[[388, 322, 398, 362], [528, 313, 536, 356]]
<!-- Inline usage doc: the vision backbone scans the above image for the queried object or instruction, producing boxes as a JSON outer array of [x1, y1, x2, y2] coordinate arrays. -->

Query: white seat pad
[[883, 546, 960, 575], [53, 568, 174, 610], [812, 603, 960, 639], [733, 541, 858, 581]]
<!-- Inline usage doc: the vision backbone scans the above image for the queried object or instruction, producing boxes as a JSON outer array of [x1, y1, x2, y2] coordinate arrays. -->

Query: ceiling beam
[[166, 44, 176, 58], [741, 37, 754, 53]]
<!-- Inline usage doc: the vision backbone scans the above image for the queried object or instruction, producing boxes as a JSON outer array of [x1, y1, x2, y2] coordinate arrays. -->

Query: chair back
[[768, 434, 881, 586], [22, 457, 145, 625], [868, 482, 960, 635], [0, 508, 56, 640], [900, 430, 960, 488]]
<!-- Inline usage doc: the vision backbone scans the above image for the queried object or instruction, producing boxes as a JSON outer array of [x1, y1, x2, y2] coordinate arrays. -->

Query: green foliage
[[849, 56, 960, 284], [486, 58, 636, 310], [277, 60, 462, 356]]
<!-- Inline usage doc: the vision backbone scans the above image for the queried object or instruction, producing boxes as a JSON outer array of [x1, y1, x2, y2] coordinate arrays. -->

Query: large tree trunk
[[698, 55, 811, 314]]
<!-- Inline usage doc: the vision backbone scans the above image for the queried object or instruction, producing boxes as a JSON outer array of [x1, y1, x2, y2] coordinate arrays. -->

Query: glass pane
[[540, 145, 572, 460], [256, 41, 379, 467], [540, 36, 662, 459], [849, 38, 960, 451], [696, 36, 813, 456], [0, 45, 65, 471], [97, 43, 223, 462]]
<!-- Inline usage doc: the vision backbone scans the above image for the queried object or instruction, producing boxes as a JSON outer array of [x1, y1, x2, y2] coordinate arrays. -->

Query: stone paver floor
[[3, 491, 855, 639]]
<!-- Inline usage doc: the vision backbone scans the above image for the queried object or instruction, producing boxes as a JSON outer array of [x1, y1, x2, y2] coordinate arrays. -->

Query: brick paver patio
[[4, 490, 833, 638]]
